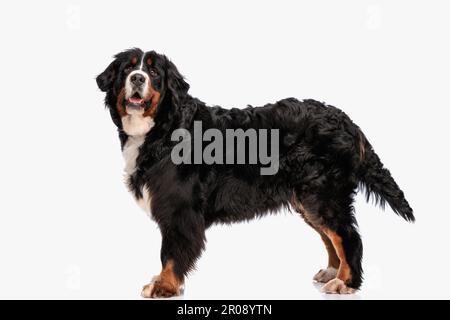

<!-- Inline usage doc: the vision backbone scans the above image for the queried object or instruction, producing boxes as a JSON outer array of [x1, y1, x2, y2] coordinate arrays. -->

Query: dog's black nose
[[130, 73, 145, 86]]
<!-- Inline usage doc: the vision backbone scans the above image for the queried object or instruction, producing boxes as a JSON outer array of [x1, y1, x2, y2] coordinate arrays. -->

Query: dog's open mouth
[[126, 92, 148, 113], [128, 92, 144, 105]]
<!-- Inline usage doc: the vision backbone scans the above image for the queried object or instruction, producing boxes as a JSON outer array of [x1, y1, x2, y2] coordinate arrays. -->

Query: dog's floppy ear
[[164, 57, 190, 106], [96, 59, 118, 92]]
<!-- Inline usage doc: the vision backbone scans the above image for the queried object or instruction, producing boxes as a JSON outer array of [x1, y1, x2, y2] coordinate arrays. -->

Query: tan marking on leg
[[141, 260, 182, 298], [291, 196, 339, 267], [291, 196, 356, 294], [323, 228, 351, 284], [313, 231, 340, 283], [291, 196, 341, 283], [320, 228, 356, 294], [319, 232, 340, 269]]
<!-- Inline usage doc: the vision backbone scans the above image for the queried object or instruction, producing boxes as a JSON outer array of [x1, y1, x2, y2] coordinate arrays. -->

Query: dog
[[96, 48, 414, 298]]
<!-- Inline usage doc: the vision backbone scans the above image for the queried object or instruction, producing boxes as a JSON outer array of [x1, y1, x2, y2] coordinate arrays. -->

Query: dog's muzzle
[[125, 71, 150, 113]]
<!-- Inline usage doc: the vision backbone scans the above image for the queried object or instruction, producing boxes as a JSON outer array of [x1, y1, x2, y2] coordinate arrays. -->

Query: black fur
[[97, 48, 414, 293]]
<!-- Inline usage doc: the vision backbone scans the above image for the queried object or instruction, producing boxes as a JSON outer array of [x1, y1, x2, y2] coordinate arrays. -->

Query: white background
[[0, 0, 449, 299]]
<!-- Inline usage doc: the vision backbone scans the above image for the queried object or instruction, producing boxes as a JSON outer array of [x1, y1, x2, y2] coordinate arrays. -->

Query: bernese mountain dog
[[96, 48, 414, 298]]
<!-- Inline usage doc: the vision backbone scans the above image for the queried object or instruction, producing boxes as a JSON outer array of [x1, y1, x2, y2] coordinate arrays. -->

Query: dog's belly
[[208, 176, 291, 225], [122, 134, 152, 217]]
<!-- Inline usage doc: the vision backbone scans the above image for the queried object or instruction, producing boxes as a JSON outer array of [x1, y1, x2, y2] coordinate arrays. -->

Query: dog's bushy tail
[[357, 133, 415, 222]]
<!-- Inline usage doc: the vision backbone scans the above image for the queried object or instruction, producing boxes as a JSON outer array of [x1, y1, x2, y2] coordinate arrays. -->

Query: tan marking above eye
[[146, 57, 152, 65], [131, 57, 137, 65]]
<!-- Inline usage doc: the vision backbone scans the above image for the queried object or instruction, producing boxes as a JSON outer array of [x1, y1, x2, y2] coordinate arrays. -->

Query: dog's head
[[96, 48, 189, 135]]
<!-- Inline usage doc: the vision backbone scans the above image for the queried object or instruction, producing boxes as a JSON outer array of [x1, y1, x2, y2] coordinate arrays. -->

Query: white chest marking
[[122, 135, 146, 176], [122, 136, 153, 216], [121, 109, 154, 137]]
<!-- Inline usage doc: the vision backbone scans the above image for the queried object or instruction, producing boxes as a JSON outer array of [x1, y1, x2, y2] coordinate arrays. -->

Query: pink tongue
[[129, 97, 144, 104]]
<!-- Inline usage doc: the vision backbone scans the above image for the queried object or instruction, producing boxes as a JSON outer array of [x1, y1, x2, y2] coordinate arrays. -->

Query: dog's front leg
[[141, 207, 206, 298]]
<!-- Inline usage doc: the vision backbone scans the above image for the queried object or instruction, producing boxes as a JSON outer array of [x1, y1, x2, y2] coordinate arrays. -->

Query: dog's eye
[[124, 66, 133, 73], [149, 69, 158, 77]]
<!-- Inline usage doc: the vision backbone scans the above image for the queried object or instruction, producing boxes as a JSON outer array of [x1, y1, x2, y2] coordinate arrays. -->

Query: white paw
[[141, 276, 159, 298], [141, 275, 182, 299], [313, 267, 338, 283], [321, 278, 355, 294]]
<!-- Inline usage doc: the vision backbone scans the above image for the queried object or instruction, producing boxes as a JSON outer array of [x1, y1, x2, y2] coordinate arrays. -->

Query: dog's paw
[[321, 278, 355, 294], [313, 267, 338, 283], [141, 276, 180, 299]]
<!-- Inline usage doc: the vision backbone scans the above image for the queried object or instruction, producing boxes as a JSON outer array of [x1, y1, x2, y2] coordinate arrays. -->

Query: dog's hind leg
[[320, 224, 362, 294], [291, 196, 339, 283], [313, 232, 340, 283], [292, 188, 363, 294]]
